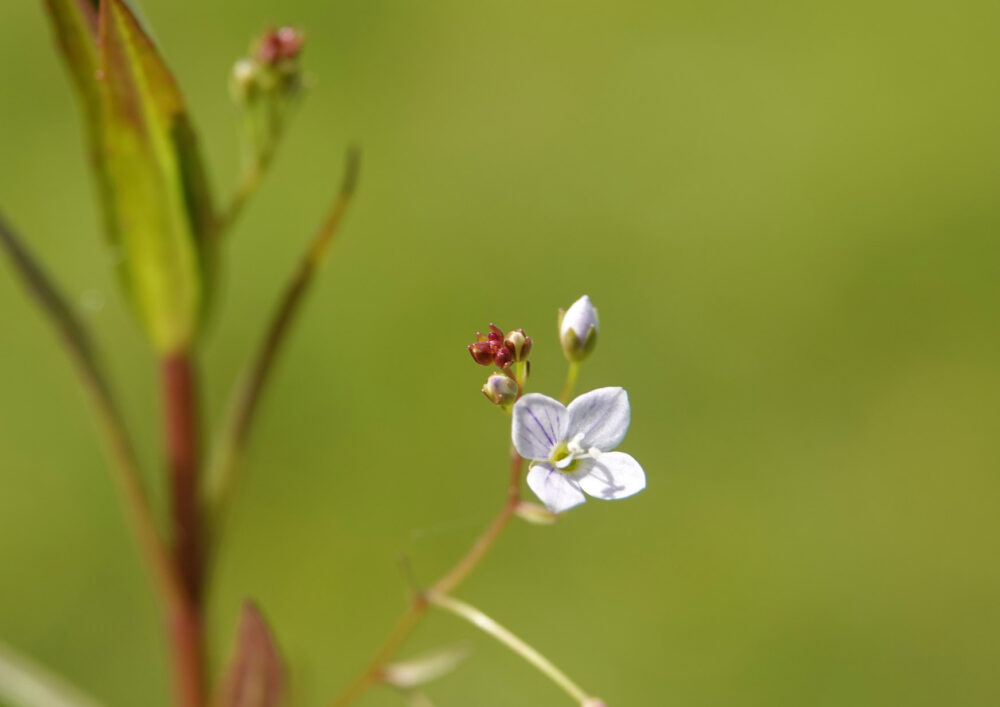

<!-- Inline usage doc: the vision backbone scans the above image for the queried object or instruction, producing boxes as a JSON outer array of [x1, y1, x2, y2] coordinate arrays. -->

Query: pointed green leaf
[[96, 0, 215, 353], [45, 0, 216, 353], [44, 0, 122, 245], [44, 0, 99, 111]]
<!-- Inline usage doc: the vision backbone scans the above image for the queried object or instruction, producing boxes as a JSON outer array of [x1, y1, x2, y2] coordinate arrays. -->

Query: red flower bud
[[493, 344, 514, 369], [468, 341, 495, 365], [255, 26, 305, 65], [487, 323, 504, 347]]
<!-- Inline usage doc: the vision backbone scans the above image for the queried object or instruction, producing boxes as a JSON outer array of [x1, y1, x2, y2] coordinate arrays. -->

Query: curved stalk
[[0, 214, 179, 608], [205, 148, 360, 567], [427, 593, 594, 704], [0, 214, 198, 705], [328, 449, 524, 707]]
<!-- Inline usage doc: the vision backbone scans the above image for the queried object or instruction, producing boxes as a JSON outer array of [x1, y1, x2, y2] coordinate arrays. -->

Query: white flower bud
[[559, 295, 599, 362], [482, 373, 519, 406]]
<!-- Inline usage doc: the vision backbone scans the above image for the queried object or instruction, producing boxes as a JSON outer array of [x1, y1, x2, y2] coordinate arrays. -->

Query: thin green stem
[[217, 97, 284, 235], [205, 148, 360, 578], [427, 593, 593, 705], [0, 214, 181, 610], [217, 147, 272, 235], [513, 360, 528, 390], [559, 361, 580, 403], [328, 449, 524, 707]]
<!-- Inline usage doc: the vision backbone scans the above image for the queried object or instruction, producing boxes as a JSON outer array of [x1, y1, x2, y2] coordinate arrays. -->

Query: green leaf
[[44, 0, 120, 244], [45, 0, 215, 353]]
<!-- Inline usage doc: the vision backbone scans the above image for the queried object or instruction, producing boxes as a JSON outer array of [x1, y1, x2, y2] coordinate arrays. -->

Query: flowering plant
[[0, 3, 647, 705]]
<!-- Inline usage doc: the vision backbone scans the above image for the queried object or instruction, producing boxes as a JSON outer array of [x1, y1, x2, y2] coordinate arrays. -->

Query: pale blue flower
[[512, 387, 646, 513]]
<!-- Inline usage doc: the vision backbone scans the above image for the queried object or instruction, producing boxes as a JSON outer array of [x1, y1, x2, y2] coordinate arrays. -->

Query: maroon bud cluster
[[467, 324, 532, 368], [255, 26, 305, 65]]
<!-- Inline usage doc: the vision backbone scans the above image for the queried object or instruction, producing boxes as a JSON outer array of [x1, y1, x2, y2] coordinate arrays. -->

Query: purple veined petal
[[566, 387, 630, 452], [577, 452, 646, 501], [526, 463, 587, 513], [512, 393, 569, 461]]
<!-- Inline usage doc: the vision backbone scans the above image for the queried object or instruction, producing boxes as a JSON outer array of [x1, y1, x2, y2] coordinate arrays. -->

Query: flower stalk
[[329, 449, 524, 706], [426, 593, 595, 705], [1, 214, 197, 704], [205, 149, 360, 575], [559, 360, 580, 403]]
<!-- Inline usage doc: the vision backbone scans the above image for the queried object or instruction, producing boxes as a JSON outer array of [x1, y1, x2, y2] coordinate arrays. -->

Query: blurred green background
[[2, 0, 999, 705]]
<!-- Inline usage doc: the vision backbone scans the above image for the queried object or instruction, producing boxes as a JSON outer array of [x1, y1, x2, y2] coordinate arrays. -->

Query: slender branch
[[432, 447, 522, 596], [216, 93, 304, 236], [328, 449, 523, 707], [0, 213, 181, 610], [426, 593, 593, 705], [216, 145, 275, 236], [205, 148, 360, 551], [0, 214, 202, 706]]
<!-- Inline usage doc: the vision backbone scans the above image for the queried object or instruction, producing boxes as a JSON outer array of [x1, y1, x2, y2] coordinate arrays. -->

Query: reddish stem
[[167, 597, 204, 707], [162, 353, 205, 706]]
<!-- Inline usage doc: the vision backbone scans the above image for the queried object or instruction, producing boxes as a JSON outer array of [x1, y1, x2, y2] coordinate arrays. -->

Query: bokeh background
[[2, 1, 999, 705]]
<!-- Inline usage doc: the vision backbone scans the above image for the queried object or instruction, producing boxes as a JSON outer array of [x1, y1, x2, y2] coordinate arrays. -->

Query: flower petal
[[577, 452, 646, 501], [560, 295, 599, 338], [566, 387, 630, 452], [526, 463, 587, 513], [512, 393, 569, 460]]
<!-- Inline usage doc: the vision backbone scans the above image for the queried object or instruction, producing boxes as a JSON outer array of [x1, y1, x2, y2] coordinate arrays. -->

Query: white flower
[[511, 387, 646, 513], [559, 295, 599, 361]]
